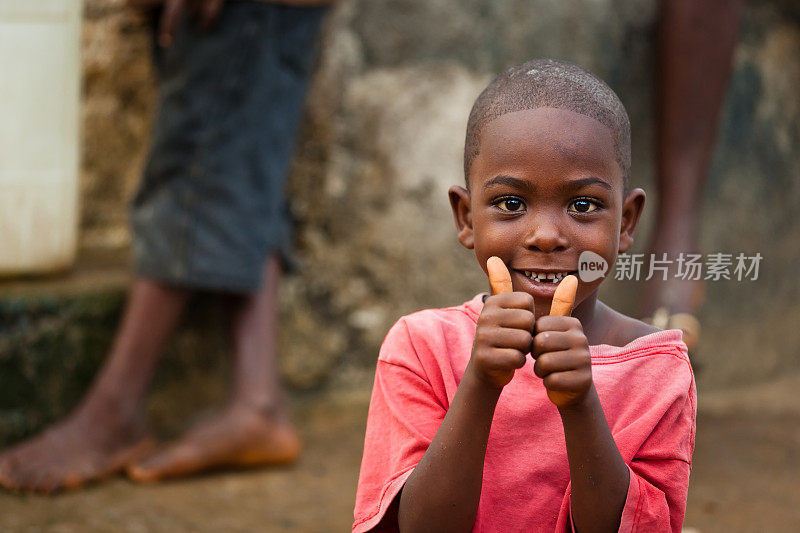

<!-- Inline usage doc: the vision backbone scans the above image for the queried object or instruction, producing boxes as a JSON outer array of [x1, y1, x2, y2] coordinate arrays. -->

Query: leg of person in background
[[641, 0, 742, 349], [127, 254, 300, 482], [0, 279, 189, 493]]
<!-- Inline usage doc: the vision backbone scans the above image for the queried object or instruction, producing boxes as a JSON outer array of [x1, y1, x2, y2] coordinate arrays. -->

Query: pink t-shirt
[[353, 294, 696, 532]]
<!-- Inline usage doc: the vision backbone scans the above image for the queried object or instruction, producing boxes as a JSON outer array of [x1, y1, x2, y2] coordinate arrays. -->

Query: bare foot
[[0, 405, 152, 494], [126, 403, 300, 482]]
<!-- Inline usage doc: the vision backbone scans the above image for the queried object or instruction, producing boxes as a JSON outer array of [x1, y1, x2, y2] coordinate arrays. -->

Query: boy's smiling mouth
[[519, 270, 576, 284], [512, 268, 580, 299]]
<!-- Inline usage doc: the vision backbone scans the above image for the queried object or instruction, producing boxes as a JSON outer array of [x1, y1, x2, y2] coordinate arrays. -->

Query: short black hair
[[464, 59, 631, 189]]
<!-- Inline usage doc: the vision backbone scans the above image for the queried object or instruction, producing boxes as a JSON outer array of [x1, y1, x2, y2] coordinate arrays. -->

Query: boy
[[353, 59, 696, 532]]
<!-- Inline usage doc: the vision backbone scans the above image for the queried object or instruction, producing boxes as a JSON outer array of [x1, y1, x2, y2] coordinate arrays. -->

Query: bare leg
[[127, 255, 300, 482], [641, 0, 742, 316], [0, 278, 189, 493]]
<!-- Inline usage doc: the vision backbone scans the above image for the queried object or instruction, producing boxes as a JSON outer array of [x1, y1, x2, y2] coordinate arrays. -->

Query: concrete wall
[[78, 0, 800, 390]]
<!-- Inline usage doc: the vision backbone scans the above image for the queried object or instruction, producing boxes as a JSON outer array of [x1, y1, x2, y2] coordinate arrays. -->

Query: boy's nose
[[523, 218, 568, 253]]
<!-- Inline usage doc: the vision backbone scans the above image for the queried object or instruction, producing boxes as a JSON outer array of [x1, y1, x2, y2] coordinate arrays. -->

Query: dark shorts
[[131, 1, 326, 293]]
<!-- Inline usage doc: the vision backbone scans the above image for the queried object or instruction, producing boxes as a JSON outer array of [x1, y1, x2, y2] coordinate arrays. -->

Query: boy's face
[[449, 107, 645, 316]]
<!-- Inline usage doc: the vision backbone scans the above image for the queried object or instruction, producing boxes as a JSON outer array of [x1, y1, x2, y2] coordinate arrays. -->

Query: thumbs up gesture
[[466, 257, 537, 390], [470, 257, 592, 408], [530, 270, 593, 409]]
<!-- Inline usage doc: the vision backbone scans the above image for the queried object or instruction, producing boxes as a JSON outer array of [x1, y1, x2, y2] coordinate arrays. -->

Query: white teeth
[[524, 271, 569, 283]]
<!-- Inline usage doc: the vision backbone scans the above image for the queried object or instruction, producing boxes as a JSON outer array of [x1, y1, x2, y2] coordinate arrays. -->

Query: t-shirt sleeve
[[352, 318, 448, 532], [615, 369, 696, 533], [556, 350, 697, 533]]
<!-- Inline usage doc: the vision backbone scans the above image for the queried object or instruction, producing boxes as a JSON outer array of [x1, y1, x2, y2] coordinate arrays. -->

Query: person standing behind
[[0, 0, 331, 493], [641, 0, 743, 351]]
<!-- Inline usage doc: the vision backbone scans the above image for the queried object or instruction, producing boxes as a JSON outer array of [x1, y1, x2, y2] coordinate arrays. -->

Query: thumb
[[549, 275, 578, 316], [487, 256, 513, 295]]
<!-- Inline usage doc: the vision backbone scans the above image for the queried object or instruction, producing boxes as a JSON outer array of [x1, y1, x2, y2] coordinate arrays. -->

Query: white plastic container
[[0, 0, 81, 275]]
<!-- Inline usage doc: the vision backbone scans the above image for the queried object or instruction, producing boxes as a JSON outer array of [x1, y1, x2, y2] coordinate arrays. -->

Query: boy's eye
[[496, 198, 525, 212], [569, 198, 599, 213]]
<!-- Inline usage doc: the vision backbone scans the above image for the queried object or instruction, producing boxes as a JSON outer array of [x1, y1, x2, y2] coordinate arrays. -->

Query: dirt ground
[[1, 381, 799, 532]]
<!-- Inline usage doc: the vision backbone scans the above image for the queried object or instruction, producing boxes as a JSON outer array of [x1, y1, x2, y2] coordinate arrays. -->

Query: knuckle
[[533, 356, 549, 378], [482, 307, 499, 322], [504, 350, 526, 369], [538, 352, 552, 368], [567, 331, 584, 346], [532, 334, 547, 353], [483, 310, 500, 326], [536, 315, 555, 330], [508, 291, 534, 308], [512, 329, 533, 350], [572, 349, 591, 366], [520, 292, 535, 307], [500, 292, 518, 304], [544, 373, 562, 390], [509, 309, 533, 331], [475, 326, 495, 347]]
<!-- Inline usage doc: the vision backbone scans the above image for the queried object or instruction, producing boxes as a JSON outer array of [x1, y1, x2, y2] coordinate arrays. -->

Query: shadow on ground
[[1, 379, 799, 532]]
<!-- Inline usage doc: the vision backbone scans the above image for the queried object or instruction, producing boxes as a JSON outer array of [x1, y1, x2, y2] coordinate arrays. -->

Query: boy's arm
[[535, 317, 696, 533], [398, 292, 536, 533], [533, 316, 629, 533], [397, 365, 501, 532], [559, 386, 630, 532]]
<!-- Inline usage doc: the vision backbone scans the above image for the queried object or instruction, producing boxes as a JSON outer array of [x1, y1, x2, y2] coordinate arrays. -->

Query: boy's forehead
[[469, 107, 624, 190]]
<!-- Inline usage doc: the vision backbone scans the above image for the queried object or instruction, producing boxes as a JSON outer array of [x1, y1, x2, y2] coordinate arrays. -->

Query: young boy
[[352, 59, 696, 532]]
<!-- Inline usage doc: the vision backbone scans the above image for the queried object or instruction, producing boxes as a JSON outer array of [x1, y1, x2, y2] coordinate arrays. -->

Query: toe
[[127, 449, 174, 482], [59, 456, 97, 491], [125, 452, 155, 482], [29, 464, 60, 494], [37, 474, 63, 495], [128, 442, 205, 482], [2, 457, 37, 492]]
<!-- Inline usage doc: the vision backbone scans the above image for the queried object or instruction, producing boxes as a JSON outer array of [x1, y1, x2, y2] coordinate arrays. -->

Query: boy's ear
[[448, 185, 474, 250], [619, 187, 646, 253]]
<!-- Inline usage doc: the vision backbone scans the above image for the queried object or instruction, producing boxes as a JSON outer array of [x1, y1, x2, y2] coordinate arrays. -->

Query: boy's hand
[[468, 258, 535, 390], [532, 275, 593, 408], [470, 292, 536, 390]]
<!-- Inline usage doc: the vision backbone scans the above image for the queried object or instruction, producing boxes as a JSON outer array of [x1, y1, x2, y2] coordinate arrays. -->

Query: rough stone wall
[[81, 0, 155, 251], [79, 0, 800, 390]]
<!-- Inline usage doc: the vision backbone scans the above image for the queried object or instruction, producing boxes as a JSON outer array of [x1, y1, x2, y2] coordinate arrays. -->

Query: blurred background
[[0, 0, 798, 530]]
